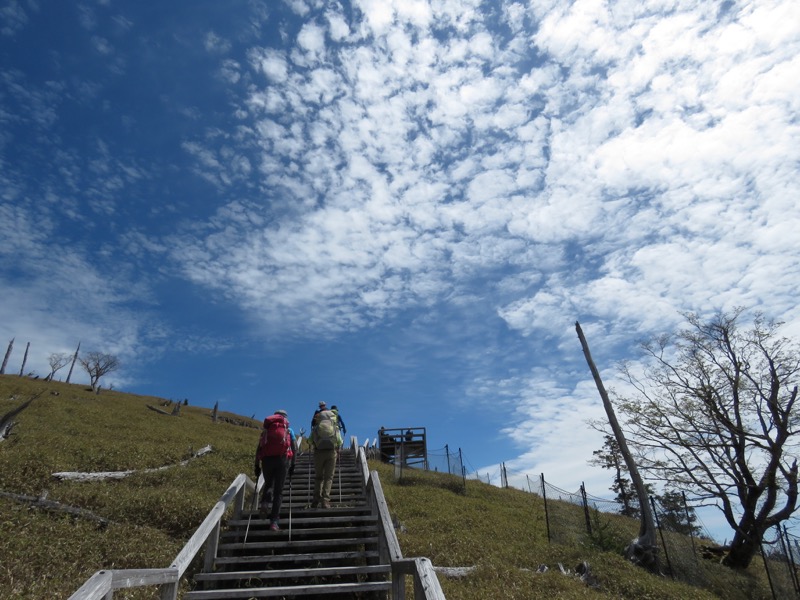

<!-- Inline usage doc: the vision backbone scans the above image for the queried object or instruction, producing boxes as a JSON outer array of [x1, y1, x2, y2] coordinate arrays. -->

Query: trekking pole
[[288, 477, 293, 542], [242, 473, 261, 549], [338, 449, 342, 504]]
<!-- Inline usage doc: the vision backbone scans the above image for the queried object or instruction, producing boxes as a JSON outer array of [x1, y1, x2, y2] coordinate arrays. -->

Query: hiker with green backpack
[[310, 401, 342, 509]]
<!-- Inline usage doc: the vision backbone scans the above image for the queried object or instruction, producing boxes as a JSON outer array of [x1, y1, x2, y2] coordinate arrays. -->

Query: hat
[[275, 409, 288, 416], [318, 401, 327, 408]]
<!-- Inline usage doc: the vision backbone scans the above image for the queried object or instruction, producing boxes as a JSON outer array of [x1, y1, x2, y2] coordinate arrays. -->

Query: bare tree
[[615, 310, 799, 569], [46, 353, 71, 381], [78, 351, 120, 393]]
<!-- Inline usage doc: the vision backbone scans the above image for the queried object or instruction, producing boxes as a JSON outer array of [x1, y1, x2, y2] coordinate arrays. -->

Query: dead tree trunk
[[0, 338, 13, 375], [65, 341, 80, 384], [0, 392, 41, 442], [18, 341, 30, 376], [0, 491, 110, 527], [576, 321, 660, 573]]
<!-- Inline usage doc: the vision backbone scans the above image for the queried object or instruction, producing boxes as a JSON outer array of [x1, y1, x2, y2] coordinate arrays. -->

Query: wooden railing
[[356, 443, 446, 599], [68, 473, 255, 600], [69, 442, 444, 599]]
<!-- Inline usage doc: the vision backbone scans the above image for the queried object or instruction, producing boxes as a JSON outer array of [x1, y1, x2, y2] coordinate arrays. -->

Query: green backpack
[[313, 410, 341, 450]]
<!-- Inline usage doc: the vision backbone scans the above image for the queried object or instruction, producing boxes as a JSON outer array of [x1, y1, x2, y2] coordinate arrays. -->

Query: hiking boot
[[321, 500, 331, 509], [258, 502, 269, 516], [269, 521, 280, 531]]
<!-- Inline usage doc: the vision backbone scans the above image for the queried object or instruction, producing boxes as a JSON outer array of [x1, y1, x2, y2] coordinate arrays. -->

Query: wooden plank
[[226, 514, 376, 528], [368, 471, 403, 561], [221, 536, 379, 551], [184, 581, 391, 599], [223, 525, 379, 541], [225, 524, 378, 538], [213, 550, 379, 566], [67, 570, 112, 600], [414, 557, 446, 600], [110, 568, 179, 588], [194, 564, 390, 582]]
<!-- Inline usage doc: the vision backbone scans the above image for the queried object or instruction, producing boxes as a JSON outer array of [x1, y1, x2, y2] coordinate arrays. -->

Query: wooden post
[[18, 342, 30, 376], [576, 321, 660, 572], [541, 474, 552, 543], [0, 338, 13, 375], [66, 342, 80, 383], [581, 483, 593, 535]]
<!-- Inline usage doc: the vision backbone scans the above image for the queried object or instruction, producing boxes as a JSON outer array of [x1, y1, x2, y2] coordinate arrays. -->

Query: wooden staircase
[[184, 450, 392, 599]]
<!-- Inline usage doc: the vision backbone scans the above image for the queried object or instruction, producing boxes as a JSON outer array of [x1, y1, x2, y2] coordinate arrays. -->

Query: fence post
[[541, 474, 551, 543], [761, 541, 778, 600], [445, 444, 451, 475], [649, 496, 674, 579], [394, 444, 404, 481], [526, 475, 532, 493], [681, 491, 698, 559], [580, 483, 592, 536], [458, 448, 466, 491], [780, 524, 800, 594]]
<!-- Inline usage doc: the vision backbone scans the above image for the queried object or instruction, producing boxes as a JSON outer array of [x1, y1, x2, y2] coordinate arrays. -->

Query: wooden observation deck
[[378, 427, 428, 469]]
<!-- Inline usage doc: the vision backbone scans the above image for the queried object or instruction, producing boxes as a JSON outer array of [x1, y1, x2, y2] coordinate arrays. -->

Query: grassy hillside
[[0, 376, 783, 599]]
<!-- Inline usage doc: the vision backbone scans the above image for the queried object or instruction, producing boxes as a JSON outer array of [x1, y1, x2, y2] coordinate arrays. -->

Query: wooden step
[[194, 564, 390, 595], [220, 536, 379, 555], [184, 579, 391, 598], [223, 525, 379, 544], [212, 549, 380, 568], [229, 513, 377, 528], [194, 564, 390, 584]]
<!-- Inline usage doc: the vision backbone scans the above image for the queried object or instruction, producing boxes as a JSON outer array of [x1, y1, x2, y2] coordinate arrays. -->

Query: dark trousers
[[260, 455, 288, 522]]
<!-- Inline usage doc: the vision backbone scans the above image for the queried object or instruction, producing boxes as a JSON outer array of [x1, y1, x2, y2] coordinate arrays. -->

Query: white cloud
[[173, 0, 800, 355], [296, 22, 327, 63], [249, 47, 288, 82]]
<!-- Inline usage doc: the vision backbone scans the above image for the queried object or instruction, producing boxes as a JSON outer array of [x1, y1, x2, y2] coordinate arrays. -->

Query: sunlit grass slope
[[0, 375, 780, 599]]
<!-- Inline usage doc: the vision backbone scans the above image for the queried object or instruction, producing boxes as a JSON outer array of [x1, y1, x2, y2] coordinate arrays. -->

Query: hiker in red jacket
[[254, 409, 297, 530]]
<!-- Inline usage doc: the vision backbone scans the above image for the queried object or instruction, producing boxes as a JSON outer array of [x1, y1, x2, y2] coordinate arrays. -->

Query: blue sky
[[2, 0, 799, 542]]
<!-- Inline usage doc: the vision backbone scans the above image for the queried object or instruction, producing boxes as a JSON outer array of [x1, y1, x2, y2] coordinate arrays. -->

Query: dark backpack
[[257, 414, 290, 459]]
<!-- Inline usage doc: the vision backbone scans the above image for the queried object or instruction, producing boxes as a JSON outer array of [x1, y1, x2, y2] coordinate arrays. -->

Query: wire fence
[[359, 437, 800, 599]]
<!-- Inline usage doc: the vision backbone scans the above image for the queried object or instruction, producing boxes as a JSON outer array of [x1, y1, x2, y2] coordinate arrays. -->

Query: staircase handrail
[[71, 444, 443, 599], [68, 472, 256, 600], [357, 444, 446, 599]]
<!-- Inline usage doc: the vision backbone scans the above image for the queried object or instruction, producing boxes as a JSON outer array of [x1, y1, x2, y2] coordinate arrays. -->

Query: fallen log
[[52, 445, 213, 481], [0, 490, 109, 527], [0, 392, 42, 442], [433, 566, 476, 578]]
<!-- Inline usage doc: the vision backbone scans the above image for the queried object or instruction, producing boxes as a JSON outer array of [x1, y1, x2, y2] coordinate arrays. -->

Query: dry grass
[[1, 375, 787, 599]]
